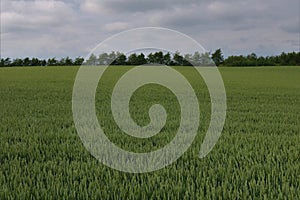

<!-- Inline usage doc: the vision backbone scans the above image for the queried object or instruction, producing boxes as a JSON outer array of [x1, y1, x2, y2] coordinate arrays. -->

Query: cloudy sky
[[1, 0, 299, 58]]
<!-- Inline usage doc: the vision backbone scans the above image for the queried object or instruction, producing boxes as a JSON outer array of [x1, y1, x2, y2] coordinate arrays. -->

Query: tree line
[[1, 49, 299, 67]]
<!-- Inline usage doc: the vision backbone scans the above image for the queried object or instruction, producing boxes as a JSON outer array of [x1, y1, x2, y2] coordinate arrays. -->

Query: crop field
[[0, 66, 299, 199]]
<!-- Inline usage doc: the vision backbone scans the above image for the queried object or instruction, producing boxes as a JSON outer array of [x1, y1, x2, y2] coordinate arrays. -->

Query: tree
[[58, 58, 66, 66], [137, 53, 147, 65], [74, 57, 84, 65], [173, 51, 184, 66], [47, 58, 58, 66], [64, 57, 73, 66], [163, 52, 171, 65], [0, 58, 5, 67], [127, 53, 139, 65], [0, 58, 12, 67], [41, 59, 47, 66], [11, 58, 23, 66], [183, 54, 193, 66], [1, 50, 299, 67], [113, 53, 127, 65], [31, 58, 41, 66], [211, 49, 224, 66], [192, 52, 201, 66], [108, 52, 117, 65], [98, 53, 109, 65], [86, 54, 97, 65], [147, 51, 164, 64], [127, 53, 147, 65], [3, 58, 12, 66], [201, 52, 214, 66], [23, 57, 31, 66]]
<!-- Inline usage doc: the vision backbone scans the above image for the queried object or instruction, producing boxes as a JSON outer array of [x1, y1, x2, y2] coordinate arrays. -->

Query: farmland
[[0, 66, 299, 199]]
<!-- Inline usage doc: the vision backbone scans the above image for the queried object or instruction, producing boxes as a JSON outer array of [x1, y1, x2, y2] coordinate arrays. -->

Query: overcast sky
[[1, 0, 299, 58]]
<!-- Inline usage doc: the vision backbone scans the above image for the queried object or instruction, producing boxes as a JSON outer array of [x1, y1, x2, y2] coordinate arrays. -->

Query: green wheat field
[[0, 66, 299, 199]]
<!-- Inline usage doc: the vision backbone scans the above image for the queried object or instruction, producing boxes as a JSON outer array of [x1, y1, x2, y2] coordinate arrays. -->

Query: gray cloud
[[80, 0, 197, 13], [0, 0, 299, 58], [1, 1, 76, 33], [280, 20, 300, 34]]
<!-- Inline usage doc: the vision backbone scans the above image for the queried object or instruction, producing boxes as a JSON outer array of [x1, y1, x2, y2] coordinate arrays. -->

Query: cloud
[[104, 22, 130, 32], [1, 0, 299, 58], [80, 0, 104, 13], [280, 20, 300, 34], [0, 0, 85, 58], [1, 0, 75, 33], [149, 1, 271, 31], [80, 0, 196, 14]]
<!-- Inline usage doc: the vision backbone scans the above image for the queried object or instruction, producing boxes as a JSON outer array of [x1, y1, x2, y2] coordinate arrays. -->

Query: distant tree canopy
[[223, 52, 300, 66], [0, 57, 85, 67], [83, 51, 214, 66], [1, 49, 299, 67], [211, 49, 224, 66]]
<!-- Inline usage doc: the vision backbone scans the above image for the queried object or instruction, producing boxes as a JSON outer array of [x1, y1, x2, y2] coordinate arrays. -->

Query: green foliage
[[127, 53, 147, 65], [0, 66, 299, 199], [224, 52, 300, 66], [211, 49, 224, 66], [1, 50, 299, 67]]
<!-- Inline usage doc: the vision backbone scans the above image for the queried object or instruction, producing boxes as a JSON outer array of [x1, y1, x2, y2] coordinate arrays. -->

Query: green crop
[[0, 66, 299, 199]]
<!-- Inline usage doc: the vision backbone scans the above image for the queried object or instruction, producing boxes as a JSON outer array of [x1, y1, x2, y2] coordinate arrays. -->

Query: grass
[[0, 66, 299, 199]]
